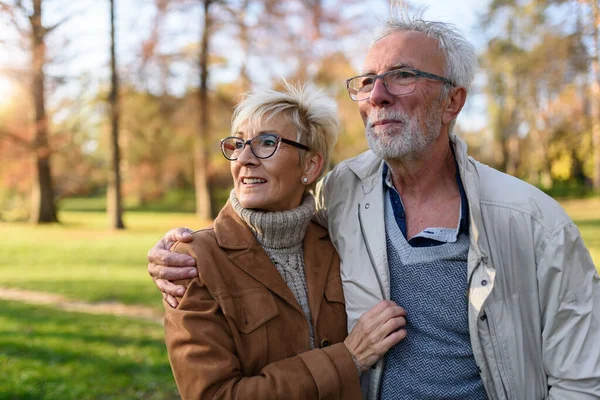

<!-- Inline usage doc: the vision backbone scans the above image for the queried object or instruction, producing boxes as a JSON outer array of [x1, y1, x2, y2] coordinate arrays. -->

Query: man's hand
[[147, 227, 197, 308]]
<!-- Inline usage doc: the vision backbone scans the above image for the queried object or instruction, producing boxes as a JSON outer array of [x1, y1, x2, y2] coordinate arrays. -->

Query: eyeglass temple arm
[[280, 138, 310, 151], [414, 70, 455, 87]]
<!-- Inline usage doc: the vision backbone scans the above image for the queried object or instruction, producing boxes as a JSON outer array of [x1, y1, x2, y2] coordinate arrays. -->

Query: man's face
[[358, 30, 448, 160]]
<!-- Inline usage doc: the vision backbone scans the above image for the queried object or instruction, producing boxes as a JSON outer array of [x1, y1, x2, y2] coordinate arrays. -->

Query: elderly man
[[148, 10, 600, 399]]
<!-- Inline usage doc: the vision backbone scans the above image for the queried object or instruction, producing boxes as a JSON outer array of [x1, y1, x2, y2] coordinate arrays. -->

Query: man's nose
[[369, 78, 395, 107]]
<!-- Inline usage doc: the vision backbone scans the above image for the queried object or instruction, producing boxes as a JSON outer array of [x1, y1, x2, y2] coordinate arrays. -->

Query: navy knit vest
[[379, 193, 487, 399]]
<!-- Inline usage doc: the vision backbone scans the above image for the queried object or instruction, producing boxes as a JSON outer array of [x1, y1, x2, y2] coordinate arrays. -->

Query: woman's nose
[[236, 142, 258, 165]]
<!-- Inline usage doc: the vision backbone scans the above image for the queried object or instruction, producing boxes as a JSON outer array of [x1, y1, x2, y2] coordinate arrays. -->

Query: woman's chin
[[237, 195, 266, 211]]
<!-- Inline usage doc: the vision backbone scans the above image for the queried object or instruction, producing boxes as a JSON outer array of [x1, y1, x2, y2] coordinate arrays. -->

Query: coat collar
[[450, 133, 488, 262], [347, 150, 385, 195], [213, 201, 334, 321], [343, 136, 489, 263]]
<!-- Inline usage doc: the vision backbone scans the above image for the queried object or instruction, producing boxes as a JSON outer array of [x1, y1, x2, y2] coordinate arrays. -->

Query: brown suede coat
[[164, 202, 362, 400]]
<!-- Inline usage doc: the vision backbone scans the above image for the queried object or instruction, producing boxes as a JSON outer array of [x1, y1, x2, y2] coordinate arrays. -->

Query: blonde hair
[[230, 81, 339, 190]]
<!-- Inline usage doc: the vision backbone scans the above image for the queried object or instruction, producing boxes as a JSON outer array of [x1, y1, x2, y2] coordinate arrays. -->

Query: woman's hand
[[343, 300, 407, 372]]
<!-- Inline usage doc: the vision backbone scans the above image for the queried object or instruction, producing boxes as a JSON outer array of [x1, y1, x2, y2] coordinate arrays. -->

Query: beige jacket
[[164, 202, 361, 400], [315, 134, 600, 400]]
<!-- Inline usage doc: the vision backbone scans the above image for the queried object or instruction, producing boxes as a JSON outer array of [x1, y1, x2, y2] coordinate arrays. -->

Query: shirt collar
[[382, 155, 469, 245]]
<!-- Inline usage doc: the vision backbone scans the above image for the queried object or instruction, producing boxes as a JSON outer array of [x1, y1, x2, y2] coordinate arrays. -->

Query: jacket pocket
[[321, 277, 348, 342], [220, 289, 279, 334], [324, 277, 346, 305]]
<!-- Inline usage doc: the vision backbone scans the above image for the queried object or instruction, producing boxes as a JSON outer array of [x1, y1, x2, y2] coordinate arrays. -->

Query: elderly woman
[[163, 83, 405, 399]]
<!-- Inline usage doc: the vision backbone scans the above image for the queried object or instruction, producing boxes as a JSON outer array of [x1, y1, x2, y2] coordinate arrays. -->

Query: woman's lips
[[241, 177, 267, 184]]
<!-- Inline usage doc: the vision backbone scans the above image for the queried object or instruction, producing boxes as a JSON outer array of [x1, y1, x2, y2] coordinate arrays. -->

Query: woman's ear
[[303, 152, 324, 185]]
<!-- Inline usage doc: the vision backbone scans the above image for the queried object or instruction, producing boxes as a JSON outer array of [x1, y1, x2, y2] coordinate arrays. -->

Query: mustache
[[366, 109, 409, 128]]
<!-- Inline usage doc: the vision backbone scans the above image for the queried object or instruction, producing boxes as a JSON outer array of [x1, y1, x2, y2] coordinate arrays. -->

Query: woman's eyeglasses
[[220, 133, 310, 161]]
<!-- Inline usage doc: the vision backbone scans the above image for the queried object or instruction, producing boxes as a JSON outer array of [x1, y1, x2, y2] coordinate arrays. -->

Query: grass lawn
[[0, 197, 598, 399], [1, 198, 598, 312], [0, 300, 178, 400], [560, 197, 600, 269], [1, 211, 208, 311]]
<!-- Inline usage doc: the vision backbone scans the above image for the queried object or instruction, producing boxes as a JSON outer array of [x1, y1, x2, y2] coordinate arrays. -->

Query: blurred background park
[[1, 0, 599, 398]]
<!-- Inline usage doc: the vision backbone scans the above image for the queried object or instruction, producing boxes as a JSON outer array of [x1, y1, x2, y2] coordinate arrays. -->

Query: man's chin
[[369, 139, 422, 161]]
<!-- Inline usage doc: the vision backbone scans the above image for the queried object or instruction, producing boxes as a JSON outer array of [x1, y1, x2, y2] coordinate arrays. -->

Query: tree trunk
[[30, 0, 58, 223], [591, 0, 600, 189], [236, 0, 252, 92], [504, 67, 521, 177], [194, 0, 212, 219], [108, 0, 125, 229]]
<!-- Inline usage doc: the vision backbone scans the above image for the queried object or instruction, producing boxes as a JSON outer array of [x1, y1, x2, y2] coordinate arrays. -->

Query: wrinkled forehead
[[362, 30, 445, 75]]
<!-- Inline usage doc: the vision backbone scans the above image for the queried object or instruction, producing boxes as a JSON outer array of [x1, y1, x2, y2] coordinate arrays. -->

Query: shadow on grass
[[0, 300, 178, 400], [0, 300, 164, 348]]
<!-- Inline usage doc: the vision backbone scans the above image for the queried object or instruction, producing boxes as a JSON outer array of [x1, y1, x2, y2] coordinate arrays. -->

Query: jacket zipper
[[357, 203, 386, 399], [357, 203, 386, 300]]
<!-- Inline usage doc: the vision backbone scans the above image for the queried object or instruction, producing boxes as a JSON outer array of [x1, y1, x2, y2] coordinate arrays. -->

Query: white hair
[[373, 6, 478, 95], [230, 81, 339, 189]]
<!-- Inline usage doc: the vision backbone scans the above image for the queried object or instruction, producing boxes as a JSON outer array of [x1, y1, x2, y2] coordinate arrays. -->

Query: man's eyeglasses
[[346, 68, 455, 102], [220, 133, 310, 161]]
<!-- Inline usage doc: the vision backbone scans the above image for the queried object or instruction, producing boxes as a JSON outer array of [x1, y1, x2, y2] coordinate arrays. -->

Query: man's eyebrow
[[360, 62, 415, 75], [392, 62, 415, 69]]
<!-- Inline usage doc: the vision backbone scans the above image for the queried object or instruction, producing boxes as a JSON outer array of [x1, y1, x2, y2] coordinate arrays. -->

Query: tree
[[194, 0, 213, 220], [0, 0, 85, 222], [480, 0, 592, 188], [29, 0, 59, 223], [108, 0, 125, 229], [590, 0, 600, 189]]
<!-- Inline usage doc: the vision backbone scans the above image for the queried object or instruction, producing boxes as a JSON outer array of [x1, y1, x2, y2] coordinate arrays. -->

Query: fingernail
[[182, 231, 191, 237], [177, 288, 185, 296], [185, 259, 196, 266], [169, 300, 176, 308]]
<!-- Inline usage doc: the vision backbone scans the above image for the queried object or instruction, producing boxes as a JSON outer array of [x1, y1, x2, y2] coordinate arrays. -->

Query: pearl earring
[[302, 177, 308, 184]]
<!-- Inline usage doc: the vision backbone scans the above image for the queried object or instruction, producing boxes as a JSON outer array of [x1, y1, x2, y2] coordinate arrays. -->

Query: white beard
[[365, 103, 443, 161]]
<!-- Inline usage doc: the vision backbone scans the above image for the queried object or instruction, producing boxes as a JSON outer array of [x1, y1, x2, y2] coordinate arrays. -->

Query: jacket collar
[[450, 133, 488, 263], [347, 150, 385, 195], [213, 201, 334, 321], [343, 136, 489, 261]]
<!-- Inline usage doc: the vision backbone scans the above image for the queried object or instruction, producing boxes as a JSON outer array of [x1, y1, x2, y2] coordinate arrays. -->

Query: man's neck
[[385, 135, 457, 199], [384, 134, 461, 237]]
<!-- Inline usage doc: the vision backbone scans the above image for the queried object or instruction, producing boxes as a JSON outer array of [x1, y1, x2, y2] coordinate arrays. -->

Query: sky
[[0, 0, 491, 128]]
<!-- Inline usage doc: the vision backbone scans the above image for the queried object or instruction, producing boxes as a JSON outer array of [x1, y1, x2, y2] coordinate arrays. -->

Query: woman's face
[[231, 114, 308, 212]]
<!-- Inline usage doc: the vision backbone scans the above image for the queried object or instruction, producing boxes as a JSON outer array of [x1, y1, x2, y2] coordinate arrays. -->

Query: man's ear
[[442, 87, 467, 125], [303, 152, 324, 185]]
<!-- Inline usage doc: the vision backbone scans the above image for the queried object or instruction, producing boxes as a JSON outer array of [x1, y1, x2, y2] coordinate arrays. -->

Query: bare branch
[[44, 1, 90, 34], [0, 1, 29, 37], [0, 129, 32, 150]]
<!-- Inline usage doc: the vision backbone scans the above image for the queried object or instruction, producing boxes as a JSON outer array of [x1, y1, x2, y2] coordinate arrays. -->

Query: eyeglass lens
[[221, 134, 279, 160], [349, 70, 417, 100]]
